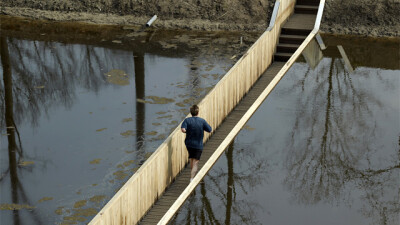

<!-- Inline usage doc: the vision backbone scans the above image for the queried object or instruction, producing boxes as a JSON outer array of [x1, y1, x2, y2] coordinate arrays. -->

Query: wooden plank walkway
[[140, 6, 318, 225], [139, 62, 285, 225]]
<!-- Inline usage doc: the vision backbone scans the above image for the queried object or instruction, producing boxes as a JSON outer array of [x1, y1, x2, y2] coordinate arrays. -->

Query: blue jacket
[[181, 116, 212, 150]]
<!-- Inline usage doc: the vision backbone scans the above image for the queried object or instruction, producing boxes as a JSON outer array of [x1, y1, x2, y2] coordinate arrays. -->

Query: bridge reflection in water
[[171, 36, 400, 225]]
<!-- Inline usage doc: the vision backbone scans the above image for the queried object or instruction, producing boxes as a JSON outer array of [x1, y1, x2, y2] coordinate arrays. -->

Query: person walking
[[181, 105, 212, 182]]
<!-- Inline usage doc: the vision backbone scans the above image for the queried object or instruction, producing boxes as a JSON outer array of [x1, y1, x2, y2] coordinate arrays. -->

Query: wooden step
[[281, 27, 312, 36], [277, 43, 300, 53], [295, 5, 319, 14], [274, 52, 292, 62], [279, 34, 307, 44], [296, 0, 320, 6]]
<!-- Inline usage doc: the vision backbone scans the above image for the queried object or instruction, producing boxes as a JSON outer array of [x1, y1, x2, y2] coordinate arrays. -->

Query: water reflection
[[134, 54, 146, 153], [284, 54, 399, 224], [172, 141, 269, 225], [1, 21, 254, 224], [275, 38, 398, 224], [1, 37, 43, 225], [174, 36, 399, 224]]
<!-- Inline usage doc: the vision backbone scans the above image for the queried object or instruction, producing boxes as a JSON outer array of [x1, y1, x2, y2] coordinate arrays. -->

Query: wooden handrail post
[[267, 0, 281, 31]]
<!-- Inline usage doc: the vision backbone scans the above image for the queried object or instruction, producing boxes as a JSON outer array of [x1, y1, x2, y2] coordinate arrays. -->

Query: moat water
[[1, 17, 399, 225], [172, 36, 400, 225]]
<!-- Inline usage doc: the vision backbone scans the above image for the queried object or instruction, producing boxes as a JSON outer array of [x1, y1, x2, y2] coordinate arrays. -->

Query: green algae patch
[[175, 102, 185, 107], [89, 195, 106, 204], [136, 98, 151, 104], [242, 125, 256, 131], [72, 207, 97, 217], [152, 122, 162, 126], [117, 164, 124, 169], [73, 200, 87, 209], [105, 69, 129, 86], [123, 160, 135, 167], [63, 215, 86, 222], [212, 74, 220, 80], [168, 121, 178, 125], [125, 150, 134, 154], [157, 115, 173, 119], [145, 152, 153, 159], [38, 197, 53, 203], [18, 161, 34, 166], [55, 207, 64, 215], [92, 184, 98, 186], [89, 159, 101, 164], [122, 118, 133, 123], [96, 128, 107, 132], [146, 96, 174, 104], [183, 97, 195, 104], [120, 130, 135, 137], [60, 221, 78, 225], [113, 170, 128, 180], [156, 111, 167, 115], [146, 131, 158, 136], [151, 134, 167, 141], [130, 167, 139, 173], [157, 134, 166, 140], [0, 203, 35, 210]]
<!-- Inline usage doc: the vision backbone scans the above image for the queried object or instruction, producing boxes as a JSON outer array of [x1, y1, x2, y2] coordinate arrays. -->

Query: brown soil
[[1, 0, 400, 37], [321, 0, 400, 37], [0, 0, 274, 31]]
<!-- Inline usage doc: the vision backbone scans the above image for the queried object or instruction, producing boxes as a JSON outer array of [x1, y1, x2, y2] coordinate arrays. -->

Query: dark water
[[172, 36, 400, 225], [0, 17, 259, 225]]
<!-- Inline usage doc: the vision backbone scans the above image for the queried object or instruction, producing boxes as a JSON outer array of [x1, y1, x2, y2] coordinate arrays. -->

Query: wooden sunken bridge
[[89, 0, 326, 224]]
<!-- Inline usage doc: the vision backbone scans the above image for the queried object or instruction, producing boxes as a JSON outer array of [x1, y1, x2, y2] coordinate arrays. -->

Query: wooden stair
[[274, 0, 319, 62]]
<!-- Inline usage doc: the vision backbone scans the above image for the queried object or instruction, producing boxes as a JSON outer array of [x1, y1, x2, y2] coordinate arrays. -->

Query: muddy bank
[[321, 0, 400, 37], [0, 0, 274, 32], [1, 0, 399, 37]]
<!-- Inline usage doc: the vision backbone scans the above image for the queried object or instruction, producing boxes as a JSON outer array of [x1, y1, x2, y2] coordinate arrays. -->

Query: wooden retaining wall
[[89, 1, 296, 224]]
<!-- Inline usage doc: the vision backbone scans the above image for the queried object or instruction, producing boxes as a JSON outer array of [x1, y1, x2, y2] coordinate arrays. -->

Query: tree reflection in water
[[0, 30, 245, 224], [172, 39, 399, 224], [283, 49, 399, 224], [1, 36, 43, 225], [0, 36, 137, 224], [171, 141, 269, 225]]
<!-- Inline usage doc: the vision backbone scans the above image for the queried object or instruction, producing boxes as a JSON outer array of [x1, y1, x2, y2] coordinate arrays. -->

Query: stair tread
[[277, 43, 300, 48], [296, 0, 320, 6], [295, 5, 319, 9], [280, 34, 308, 39], [275, 52, 293, 56]]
